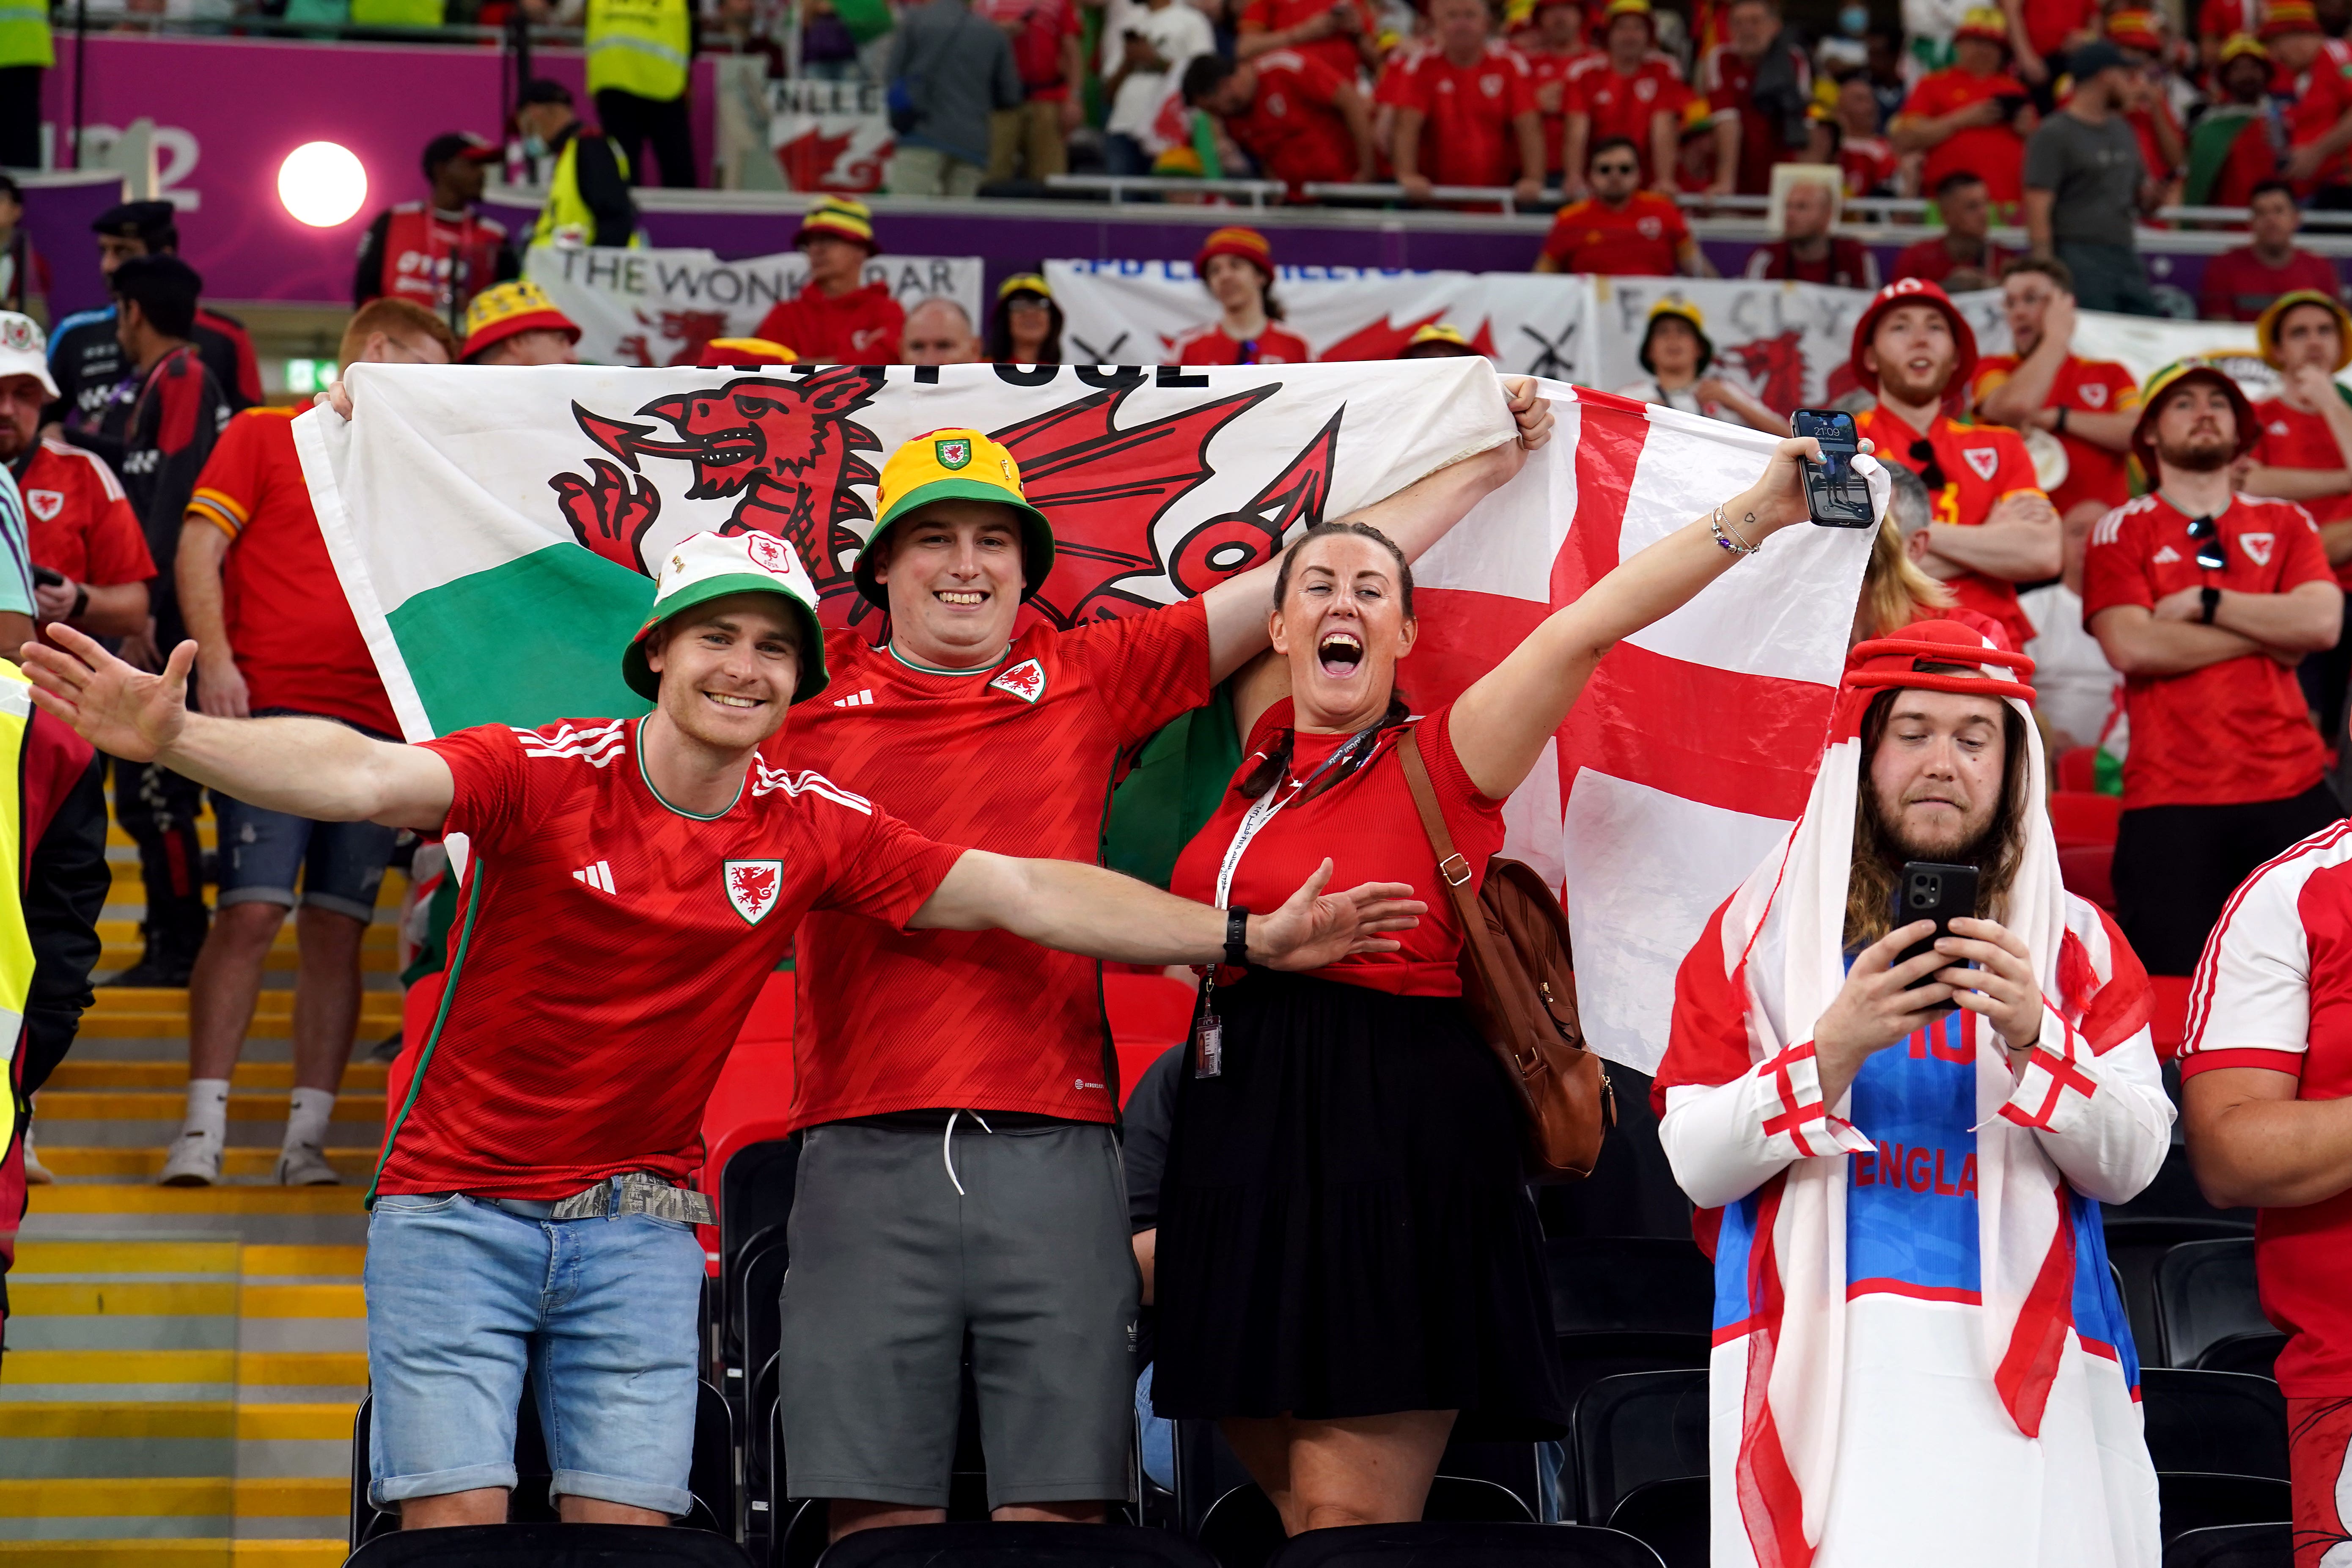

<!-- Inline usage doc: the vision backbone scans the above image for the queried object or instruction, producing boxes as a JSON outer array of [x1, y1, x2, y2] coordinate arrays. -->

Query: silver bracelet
[[1710, 503, 1759, 557]]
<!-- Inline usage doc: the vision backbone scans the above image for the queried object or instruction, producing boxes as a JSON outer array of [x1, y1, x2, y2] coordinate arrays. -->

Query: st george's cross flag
[[295, 360, 1871, 1072]]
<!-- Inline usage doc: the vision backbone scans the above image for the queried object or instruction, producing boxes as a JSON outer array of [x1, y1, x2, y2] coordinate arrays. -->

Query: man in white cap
[[15, 529, 1420, 1532], [0, 313, 139, 644]]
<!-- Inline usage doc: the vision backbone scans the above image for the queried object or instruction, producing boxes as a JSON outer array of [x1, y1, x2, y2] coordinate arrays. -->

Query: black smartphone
[[30, 566, 62, 588], [1893, 861, 1980, 1007], [1791, 408, 1874, 528], [1995, 92, 2028, 118]]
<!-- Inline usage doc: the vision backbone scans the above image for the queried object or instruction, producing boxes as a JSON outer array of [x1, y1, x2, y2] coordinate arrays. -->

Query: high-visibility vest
[[0, 668, 39, 1164], [530, 133, 641, 249], [349, 0, 445, 25], [0, 0, 54, 70], [585, 0, 689, 101]]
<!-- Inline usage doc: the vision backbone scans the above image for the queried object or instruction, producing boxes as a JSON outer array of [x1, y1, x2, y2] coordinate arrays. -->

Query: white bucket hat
[[0, 313, 59, 401], [621, 530, 830, 705]]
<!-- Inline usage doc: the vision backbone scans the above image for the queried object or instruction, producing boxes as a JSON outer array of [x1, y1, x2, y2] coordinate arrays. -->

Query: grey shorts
[[779, 1116, 1139, 1510]]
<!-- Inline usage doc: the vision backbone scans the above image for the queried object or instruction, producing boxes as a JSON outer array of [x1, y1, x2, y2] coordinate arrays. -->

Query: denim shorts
[[364, 1191, 706, 1514], [215, 709, 398, 921]]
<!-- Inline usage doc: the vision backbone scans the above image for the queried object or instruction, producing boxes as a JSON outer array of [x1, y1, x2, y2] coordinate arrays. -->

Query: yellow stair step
[[7, 1281, 363, 1318], [32, 1091, 385, 1123], [0, 1350, 366, 1386], [0, 1545, 344, 1566], [44, 1062, 391, 1093], [0, 1477, 346, 1519], [95, 921, 398, 948], [240, 1247, 365, 1281], [25, 1186, 368, 1217], [30, 1148, 380, 1181], [0, 1403, 354, 1440], [84, 990, 403, 1021], [11, 1241, 242, 1277]]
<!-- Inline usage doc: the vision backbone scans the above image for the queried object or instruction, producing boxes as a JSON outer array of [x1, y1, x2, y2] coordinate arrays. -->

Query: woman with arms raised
[[1150, 433, 1867, 1534]]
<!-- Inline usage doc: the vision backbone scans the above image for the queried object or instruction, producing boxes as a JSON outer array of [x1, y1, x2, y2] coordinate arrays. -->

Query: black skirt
[[1150, 969, 1569, 1439]]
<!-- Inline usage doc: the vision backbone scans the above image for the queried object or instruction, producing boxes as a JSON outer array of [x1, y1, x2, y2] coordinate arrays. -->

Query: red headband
[[1833, 626, 2038, 740]]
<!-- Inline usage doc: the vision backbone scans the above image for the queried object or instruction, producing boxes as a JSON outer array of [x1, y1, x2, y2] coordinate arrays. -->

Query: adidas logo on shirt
[[572, 860, 616, 895], [2152, 545, 2181, 563], [831, 689, 874, 707]]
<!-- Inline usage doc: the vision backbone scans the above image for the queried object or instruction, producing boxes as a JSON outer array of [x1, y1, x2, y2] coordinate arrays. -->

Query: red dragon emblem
[[1717, 330, 1810, 417], [725, 859, 783, 925], [552, 371, 1348, 632]]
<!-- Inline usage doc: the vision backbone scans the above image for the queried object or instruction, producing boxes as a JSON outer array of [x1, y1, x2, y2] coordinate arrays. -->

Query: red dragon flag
[[295, 360, 1871, 1074]]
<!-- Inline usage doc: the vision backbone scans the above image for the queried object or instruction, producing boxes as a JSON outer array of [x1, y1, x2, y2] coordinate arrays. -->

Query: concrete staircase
[[0, 812, 407, 1563]]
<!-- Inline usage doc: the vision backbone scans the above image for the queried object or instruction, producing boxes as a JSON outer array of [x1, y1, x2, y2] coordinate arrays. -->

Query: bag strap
[[1398, 728, 1515, 1020]]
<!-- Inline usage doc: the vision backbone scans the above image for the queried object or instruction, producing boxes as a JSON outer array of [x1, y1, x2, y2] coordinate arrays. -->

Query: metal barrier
[[1044, 174, 1290, 209]]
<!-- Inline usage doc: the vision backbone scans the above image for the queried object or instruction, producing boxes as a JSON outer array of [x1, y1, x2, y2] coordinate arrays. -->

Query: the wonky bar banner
[[294, 360, 1870, 1071]]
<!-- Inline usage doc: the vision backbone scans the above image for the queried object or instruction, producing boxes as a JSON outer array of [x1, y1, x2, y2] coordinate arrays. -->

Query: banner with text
[[767, 79, 896, 193]]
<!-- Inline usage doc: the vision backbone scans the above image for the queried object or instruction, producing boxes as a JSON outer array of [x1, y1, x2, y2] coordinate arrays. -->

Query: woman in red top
[[1152, 433, 1853, 1532], [1174, 227, 1314, 366]]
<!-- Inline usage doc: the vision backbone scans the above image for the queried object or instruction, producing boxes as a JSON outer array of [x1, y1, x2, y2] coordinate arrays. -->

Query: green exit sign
[[284, 358, 333, 395]]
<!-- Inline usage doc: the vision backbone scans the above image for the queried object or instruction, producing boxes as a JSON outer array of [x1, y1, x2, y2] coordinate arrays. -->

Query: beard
[[2156, 430, 2234, 472], [1875, 359, 1954, 408], [1879, 791, 2004, 867]]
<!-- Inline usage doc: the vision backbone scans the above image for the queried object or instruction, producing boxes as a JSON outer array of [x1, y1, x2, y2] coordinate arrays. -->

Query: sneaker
[[22, 1129, 52, 1186], [364, 1031, 402, 1065], [158, 1131, 223, 1186], [275, 1142, 341, 1186], [103, 954, 194, 989]]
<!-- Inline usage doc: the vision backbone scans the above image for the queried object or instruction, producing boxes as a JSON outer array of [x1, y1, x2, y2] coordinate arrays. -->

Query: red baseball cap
[[1848, 277, 1979, 395]]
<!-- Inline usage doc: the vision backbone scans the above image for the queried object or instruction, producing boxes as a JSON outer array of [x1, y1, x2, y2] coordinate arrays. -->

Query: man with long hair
[[2085, 362, 2344, 975], [1657, 620, 2170, 1565]]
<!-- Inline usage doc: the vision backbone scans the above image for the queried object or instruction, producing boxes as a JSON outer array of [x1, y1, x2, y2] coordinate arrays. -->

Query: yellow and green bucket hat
[[852, 428, 1056, 610]]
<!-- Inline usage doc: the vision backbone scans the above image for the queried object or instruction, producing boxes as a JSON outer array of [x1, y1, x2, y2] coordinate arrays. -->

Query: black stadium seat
[[1264, 1522, 1668, 1568], [2195, 1332, 2289, 1380], [344, 1521, 753, 1566], [1555, 1332, 1712, 1422], [1572, 1369, 1708, 1528], [720, 1138, 801, 1373], [1605, 1477, 1707, 1568], [2139, 1369, 2289, 1480], [811, 1522, 1218, 1568], [2155, 1241, 2272, 1376], [2103, 1217, 2254, 1368], [2163, 1522, 2293, 1568], [1545, 1238, 1714, 1337], [2156, 1475, 2293, 1543]]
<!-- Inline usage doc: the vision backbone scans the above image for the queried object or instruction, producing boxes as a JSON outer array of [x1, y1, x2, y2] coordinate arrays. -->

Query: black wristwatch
[[2054, 406, 2069, 435], [2200, 585, 2222, 625], [1224, 906, 1251, 970]]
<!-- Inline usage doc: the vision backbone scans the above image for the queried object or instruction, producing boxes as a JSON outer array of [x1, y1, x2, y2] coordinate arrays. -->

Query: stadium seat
[[345, 1522, 754, 1566], [1572, 1369, 1708, 1527], [719, 1137, 801, 1392], [2053, 746, 2100, 793], [2104, 1217, 2256, 1367], [2049, 791, 2123, 847], [1263, 1521, 1669, 1568], [2057, 844, 2116, 911], [2109, 1144, 2251, 1226], [811, 1522, 1218, 1568], [2139, 1369, 2289, 1480], [1545, 1237, 1714, 1337], [2195, 1332, 2288, 1379], [1604, 1476, 1706, 1568], [1555, 1332, 1712, 1420], [2156, 1474, 2292, 1544], [2156, 1239, 2271, 1372], [2163, 1522, 2292, 1568]]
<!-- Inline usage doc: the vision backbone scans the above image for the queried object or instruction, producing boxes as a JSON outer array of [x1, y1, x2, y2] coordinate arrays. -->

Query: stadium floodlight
[[278, 141, 368, 228]]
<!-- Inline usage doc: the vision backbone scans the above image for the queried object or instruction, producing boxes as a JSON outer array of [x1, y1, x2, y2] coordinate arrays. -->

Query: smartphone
[[1893, 861, 1980, 1007], [30, 566, 62, 588], [1791, 409, 1874, 528], [1995, 92, 2028, 118]]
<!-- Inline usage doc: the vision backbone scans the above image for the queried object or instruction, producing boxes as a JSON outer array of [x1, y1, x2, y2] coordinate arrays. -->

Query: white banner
[[767, 78, 894, 193], [526, 244, 984, 368]]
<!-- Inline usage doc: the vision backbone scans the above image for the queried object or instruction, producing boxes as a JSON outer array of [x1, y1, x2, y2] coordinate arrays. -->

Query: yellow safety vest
[[585, 0, 689, 101], [0, 668, 39, 1162], [0, 0, 54, 70], [349, 0, 445, 24], [530, 134, 642, 249]]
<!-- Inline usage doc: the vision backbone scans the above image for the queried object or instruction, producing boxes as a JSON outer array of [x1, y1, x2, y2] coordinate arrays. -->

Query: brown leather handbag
[[1399, 730, 1615, 1181]]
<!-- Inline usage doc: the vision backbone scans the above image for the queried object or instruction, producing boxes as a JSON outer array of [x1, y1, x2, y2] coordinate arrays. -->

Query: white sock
[[283, 1087, 335, 1152], [181, 1078, 230, 1146]]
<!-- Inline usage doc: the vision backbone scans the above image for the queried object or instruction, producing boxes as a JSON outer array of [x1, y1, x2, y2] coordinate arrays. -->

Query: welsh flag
[[296, 362, 1868, 1072]]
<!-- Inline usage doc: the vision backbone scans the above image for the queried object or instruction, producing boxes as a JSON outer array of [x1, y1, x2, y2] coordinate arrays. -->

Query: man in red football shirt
[[778, 398, 1548, 1539], [2180, 832, 2352, 1568], [751, 198, 907, 366], [17, 528, 1412, 1533], [1850, 277, 2061, 651], [1534, 134, 1709, 273], [0, 315, 150, 642], [1890, 172, 2013, 291], [1182, 50, 1375, 197], [1739, 174, 1879, 286], [1389, 0, 1546, 203], [1698, 0, 1812, 195], [156, 298, 459, 1191], [1892, 8, 2036, 206], [1234, 0, 1378, 83], [2267, 1, 2352, 206], [1808, 66, 1901, 198], [1521, 0, 1597, 181], [978, 0, 1085, 180], [1969, 258, 2139, 532], [1562, 0, 1719, 196], [1172, 226, 1317, 365], [2248, 291, 2352, 583], [2085, 361, 2345, 972], [2202, 182, 2347, 322]]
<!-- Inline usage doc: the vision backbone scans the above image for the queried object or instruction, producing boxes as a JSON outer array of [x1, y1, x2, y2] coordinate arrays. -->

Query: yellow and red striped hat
[[2219, 30, 2270, 63], [458, 279, 580, 363], [1194, 226, 1276, 281], [794, 195, 880, 255], [2262, 0, 2321, 38], [2104, 9, 2161, 49]]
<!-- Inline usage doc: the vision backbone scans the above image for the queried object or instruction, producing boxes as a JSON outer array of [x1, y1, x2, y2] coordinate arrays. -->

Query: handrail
[[2157, 202, 2352, 228], [1044, 174, 1289, 209], [1299, 181, 1572, 215]]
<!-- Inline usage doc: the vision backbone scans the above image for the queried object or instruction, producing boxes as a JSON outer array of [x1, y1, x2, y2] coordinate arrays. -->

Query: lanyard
[[1213, 722, 1383, 909]]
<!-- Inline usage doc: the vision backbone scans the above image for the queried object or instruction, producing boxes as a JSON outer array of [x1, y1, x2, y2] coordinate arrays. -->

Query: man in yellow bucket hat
[[2246, 289, 2352, 585], [778, 384, 1553, 1540], [15, 530, 1419, 1533], [457, 279, 582, 367]]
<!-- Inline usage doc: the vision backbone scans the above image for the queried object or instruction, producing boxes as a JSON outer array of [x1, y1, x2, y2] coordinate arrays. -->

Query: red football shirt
[[2255, 396, 2352, 583], [1390, 41, 1538, 189], [1837, 133, 1901, 198], [1540, 190, 1688, 274], [1565, 55, 1687, 184], [1236, 0, 1374, 83], [1522, 42, 1596, 175], [13, 438, 154, 588], [1171, 700, 1498, 996], [1739, 237, 1879, 289], [2281, 40, 2352, 193], [1174, 320, 1314, 364], [978, 0, 1081, 95], [184, 409, 398, 736], [1227, 50, 1362, 195], [2019, 0, 2094, 58], [1857, 405, 2049, 651], [1699, 41, 1810, 195], [2202, 248, 2345, 323], [378, 717, 964, 1196], [1969, 354, 2141, 516], [2178, 825, 2352, 1397], [783, 602, 1214, 1129], [2081, 491, 2333, 809], [1900, 68, 2031, 203], [751, 281, 907, 365]]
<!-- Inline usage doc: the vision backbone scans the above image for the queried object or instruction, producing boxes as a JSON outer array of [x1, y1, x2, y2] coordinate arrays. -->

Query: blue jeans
[[364, 1191, 705, 1514], [215, 709, 398, 922]]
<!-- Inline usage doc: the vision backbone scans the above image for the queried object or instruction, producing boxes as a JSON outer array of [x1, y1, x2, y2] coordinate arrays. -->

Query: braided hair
[[1237, 521, 1416, 800]]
